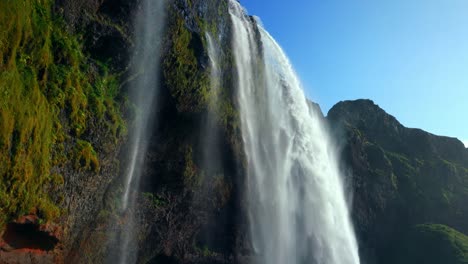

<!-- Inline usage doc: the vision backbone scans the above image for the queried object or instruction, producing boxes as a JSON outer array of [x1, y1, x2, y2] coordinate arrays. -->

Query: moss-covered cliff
[[0, 0, 122, 224], [0, 0, 129, 262]]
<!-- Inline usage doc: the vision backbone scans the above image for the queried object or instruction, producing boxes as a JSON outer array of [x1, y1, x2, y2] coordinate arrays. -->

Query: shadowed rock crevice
[[2, 223, 59, 252]]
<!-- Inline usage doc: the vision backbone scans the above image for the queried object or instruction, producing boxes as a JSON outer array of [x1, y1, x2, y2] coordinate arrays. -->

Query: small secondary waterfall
[[229, 2, 360, 264], [117, 0, 166, 263], [201, 32, 222, 174], [206, 32, 220, 98]]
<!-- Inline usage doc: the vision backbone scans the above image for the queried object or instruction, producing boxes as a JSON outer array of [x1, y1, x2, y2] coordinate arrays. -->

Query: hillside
[[328, 99, 468, 264]]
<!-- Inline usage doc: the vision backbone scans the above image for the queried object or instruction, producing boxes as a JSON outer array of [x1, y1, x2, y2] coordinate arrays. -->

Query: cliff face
[[1, 0, 250, 261], [54, 0, 249, 263], [328, 99, 468, 264], [0, 0, 128, 262], [1, 1, 467, 264]]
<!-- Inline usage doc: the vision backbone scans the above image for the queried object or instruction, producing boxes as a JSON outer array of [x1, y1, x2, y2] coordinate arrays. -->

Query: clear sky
[[241, 0, 468, 146]]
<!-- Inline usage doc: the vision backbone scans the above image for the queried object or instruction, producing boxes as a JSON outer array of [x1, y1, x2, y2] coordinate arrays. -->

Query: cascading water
[[229, 2, 360, 264], [121, 0, 166, 212], [117, 0, 166, 263], [202, 32, 221, 171], [206, 32, 220, 97]]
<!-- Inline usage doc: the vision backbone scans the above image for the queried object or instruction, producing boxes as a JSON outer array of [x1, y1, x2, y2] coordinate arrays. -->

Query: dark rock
[[68, 0, 250, 263], [327, 99, 468, 264], [54, 0, 134, 72]]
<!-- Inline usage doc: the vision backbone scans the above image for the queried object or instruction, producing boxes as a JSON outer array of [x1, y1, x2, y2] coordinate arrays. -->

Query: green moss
[[195, 15, 217, 38], [85, 13, 130, 46], [74, 140, 99, 172], [442, 188, 455, 206], [183, 146, 201, 187], [386, 151, 410, 164], [0, 0, 125, 225], [385, 150, 418, 180], [441, 158, 459, 172], [215, 90, 239, 132], [394, 224, 468, 264], [142, 192, 167, 208], [164, 14, 211, 113], [197, 245, 216, 257]]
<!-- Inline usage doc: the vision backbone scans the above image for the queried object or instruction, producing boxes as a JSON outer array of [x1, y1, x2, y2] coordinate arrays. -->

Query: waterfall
[[117, 0, 166, 263], [206, 32, 220, 98], [229, 2, 360, 264], [201, 32, 221, 175]]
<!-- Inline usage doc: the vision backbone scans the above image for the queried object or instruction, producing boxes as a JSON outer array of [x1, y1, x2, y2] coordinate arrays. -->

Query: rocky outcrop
[[0, 0, 128, 262], [54, 0, 135, 71], [1, 0, 251, 262], [0, 215, 60, 264], [66, 0, 250, 263], [328, 99, 468, 264]]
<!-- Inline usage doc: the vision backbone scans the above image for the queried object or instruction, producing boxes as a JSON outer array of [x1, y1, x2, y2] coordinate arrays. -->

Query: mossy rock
[[393, 224, 468, 264], [0, 0, 125, 225], [163, 12, 211, 113]]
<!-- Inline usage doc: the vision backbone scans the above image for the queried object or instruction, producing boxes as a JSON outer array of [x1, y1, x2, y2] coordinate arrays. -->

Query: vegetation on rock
[[0, 0, 125, 226], [164, 12, 211, 113], [328, 99, 468, 264], [394, 224, 468, 264]]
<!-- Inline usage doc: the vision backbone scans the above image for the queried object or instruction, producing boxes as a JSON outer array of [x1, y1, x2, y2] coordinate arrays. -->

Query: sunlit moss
[[0, 0, 125, 225], [75, 140, 100, 172], [163, 14, 211, 112]]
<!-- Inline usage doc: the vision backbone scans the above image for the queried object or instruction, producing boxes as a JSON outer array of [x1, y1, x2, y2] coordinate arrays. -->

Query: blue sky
[[242, 0, 468, 146]]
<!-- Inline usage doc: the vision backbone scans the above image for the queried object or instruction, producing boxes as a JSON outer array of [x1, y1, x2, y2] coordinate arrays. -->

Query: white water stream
[[229, 2, 360, 264], [118, 0, 166, 263]]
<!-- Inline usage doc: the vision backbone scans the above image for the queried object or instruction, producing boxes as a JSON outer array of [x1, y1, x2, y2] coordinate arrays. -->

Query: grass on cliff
[[0, 0, 125, 225], [394, 224, 468, 264]]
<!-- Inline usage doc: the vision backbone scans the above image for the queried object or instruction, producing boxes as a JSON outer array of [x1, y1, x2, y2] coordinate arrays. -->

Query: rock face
[[328, 99, 468, 264], [62, 0, 249, 263], [2, 0, 248, 262], [1, 0, 468, 264], [0, 0, 128, 262]]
